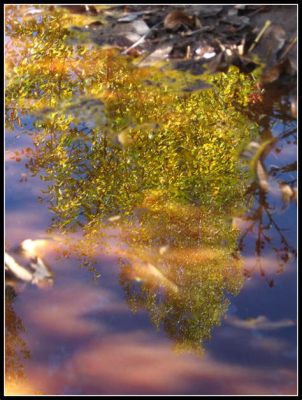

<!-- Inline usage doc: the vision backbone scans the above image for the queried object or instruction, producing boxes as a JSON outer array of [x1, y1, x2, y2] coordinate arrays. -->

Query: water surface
[[5, 5, 297, 396]]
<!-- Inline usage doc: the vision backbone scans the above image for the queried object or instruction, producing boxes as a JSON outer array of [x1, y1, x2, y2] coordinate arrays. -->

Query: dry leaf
[[164, 10, 199, 30]]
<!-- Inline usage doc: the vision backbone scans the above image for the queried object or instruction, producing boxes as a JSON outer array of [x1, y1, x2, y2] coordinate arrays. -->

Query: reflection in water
[[116, 197, 244, 353], [238, 183, 296, 285], [5, 4, 297, 395], [5, 238, 54, 288], [224, 314, 295, 330], [5, 287, 31, 394], [5, 286, 46, 395], [237, 86, 297, 286], [5, 4, 261, 355]]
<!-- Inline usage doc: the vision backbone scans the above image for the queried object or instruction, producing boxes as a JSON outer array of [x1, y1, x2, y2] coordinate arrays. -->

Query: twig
[[185, 45, 191, 60], [247, 6, 268, 17], [121, 22, 162, 55], [182, 26, 212, 37], [121, 34, 147, 55], [248, 20, 271, 53], [279, 35, 297, 61], [214, 38, 226, 52]]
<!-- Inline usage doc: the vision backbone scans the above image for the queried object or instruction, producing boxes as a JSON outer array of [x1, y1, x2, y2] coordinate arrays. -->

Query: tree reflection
[[239, 184, 297, 286], [5, 5, 270, 354], [238, 87, 297, 286], [117, 196, 244, 354], [5, 287, 31, 389]]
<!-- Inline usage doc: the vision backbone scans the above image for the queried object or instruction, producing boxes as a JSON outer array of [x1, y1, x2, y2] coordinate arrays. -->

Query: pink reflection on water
[[21, 331, 296, 395], [22, 283, 128, 338], [5, 130, 297, 396], [7, 243, 296, 396]]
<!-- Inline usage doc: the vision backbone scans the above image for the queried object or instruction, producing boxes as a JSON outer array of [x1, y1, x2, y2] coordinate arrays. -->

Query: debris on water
[[5, 239, 55, 288], [256, 161, 269, 192], [225, 314, 295, 330], [279, 183, 296, 208], [5, 252, 33, 283], [19, 173, 28, 183], [159, 245, 169, 255], [21, 238, 50, 258], [108, 215, 121, 222]]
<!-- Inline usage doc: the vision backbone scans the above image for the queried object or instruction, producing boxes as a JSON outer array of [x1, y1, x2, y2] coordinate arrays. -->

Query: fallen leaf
[[164, 10, 198, 30]]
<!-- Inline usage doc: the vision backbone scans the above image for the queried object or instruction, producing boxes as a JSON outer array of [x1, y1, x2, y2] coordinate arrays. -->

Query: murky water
[[5, 5, 297, 395]]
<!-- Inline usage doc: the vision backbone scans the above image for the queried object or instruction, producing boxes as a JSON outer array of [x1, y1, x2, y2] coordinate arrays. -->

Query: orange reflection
[[5, 380, 44, 396]]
